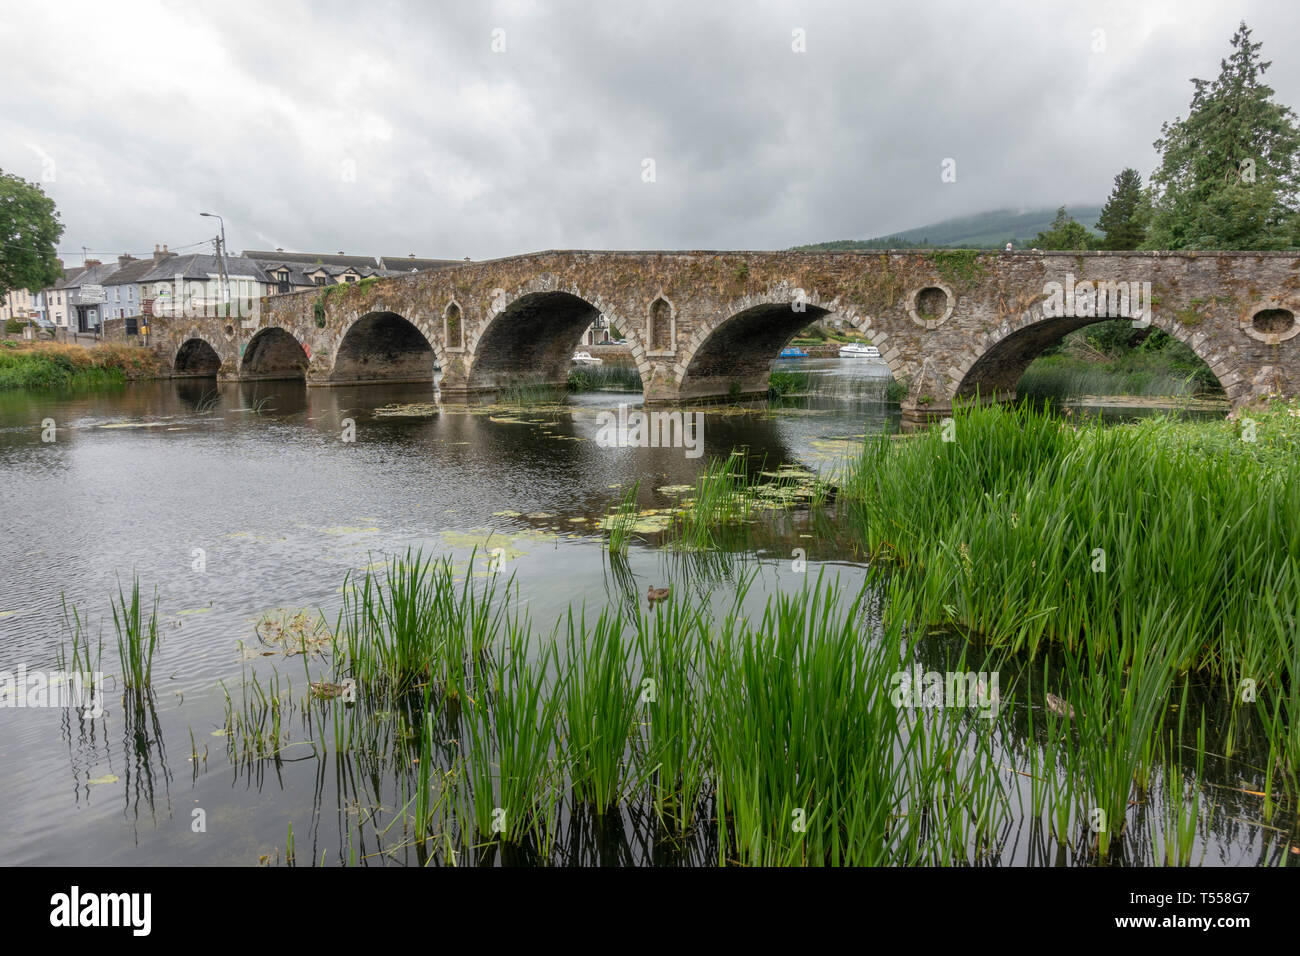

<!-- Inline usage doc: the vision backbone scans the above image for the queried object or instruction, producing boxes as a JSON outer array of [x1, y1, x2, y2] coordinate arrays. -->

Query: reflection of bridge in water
[[153, 249, 1300, 422]]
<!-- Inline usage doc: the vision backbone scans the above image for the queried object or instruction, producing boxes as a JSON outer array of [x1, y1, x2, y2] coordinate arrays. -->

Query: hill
[[794, 206, 1103, 250]]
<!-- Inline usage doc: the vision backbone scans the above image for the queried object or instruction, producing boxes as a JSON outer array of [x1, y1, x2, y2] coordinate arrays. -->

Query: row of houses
[[0, 246, 465, 334]]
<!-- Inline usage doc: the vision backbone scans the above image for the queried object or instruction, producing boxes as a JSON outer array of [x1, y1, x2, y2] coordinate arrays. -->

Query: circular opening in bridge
[[174, 338, 221, 376], [224, 324, 234, 336], [1252, 308, 1295, 336], [916, 286, 948, 319]]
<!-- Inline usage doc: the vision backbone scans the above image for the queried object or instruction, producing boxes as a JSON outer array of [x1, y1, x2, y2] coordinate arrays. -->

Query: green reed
[[603, 481, 640, 555], [836, 398, 1300, 803], [560, 607, 641, 812], [112, 577, 160, 691], [340, 549, 511, 698], [461, 626, 562, 850], [567, 364, 643, 392]]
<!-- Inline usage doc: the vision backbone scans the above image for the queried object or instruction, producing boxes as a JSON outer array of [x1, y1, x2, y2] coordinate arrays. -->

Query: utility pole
[[200, 212, 230, 314]]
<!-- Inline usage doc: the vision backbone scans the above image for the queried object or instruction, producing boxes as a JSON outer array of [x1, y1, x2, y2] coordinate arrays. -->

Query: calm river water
[[0, 359, 1271, 866]]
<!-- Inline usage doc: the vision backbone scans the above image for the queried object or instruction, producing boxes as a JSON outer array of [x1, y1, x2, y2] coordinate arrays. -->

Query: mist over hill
[[793, 206, 1103, 250]]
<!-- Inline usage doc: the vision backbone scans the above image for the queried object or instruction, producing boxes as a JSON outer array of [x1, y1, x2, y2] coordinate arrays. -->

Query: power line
[[0, 236, 217, 257]]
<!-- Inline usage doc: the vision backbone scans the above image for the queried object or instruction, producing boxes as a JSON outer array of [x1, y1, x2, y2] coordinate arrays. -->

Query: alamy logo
[[1042, 273, 1151, 327], [50, 886, 151, 936], [595, 404, 704, 459], [889, 667, 1000, 719], [151, 274, 260, 319], [0, 665, 103, 717]]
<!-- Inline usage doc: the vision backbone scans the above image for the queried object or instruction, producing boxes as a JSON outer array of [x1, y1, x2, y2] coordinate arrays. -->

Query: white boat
[[838, 343, 881, 359], [572, 350, 603, 365]]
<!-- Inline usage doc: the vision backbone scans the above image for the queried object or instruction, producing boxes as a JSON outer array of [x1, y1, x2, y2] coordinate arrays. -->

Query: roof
[[61, 261, 122, 290], [102, 258, 159, 285], [138, 254, 269, 284], [52, 265, 81, 289], [242, 250, 379, 270], [378, 256, 465, 272]]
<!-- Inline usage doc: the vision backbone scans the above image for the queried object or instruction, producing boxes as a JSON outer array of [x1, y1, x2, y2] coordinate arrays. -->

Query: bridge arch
[[330, 310, 439, 384], [173, 336, 222, 376], [242, 326, 309, 381], [466, 289, 640, 392], [676, 292, 905, 401], [952, 310, 1242, 405]]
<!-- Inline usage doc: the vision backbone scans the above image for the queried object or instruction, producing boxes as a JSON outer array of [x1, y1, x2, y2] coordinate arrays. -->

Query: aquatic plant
[[113, 577, 160, 691], [568, 364, 642, 392]]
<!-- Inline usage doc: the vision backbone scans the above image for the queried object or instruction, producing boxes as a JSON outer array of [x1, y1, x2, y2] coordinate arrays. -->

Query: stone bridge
[[150, 249, 1300, 421]]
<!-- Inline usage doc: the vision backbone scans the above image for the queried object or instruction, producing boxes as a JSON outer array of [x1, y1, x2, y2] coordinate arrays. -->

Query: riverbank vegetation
[[0, 341, 164, 390], [566, 363, 642, 392], [1018, 324, 1225, 400], [61, 400, 1300, 865]]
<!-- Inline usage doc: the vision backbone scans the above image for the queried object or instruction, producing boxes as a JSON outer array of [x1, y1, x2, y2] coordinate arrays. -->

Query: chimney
[[118, 254, 136, 268], [153, 243, 175, 264], [84, 258, 102, 268]]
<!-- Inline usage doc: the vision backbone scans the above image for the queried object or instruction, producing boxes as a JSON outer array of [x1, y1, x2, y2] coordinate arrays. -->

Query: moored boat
[[838, 343, 881, 359]]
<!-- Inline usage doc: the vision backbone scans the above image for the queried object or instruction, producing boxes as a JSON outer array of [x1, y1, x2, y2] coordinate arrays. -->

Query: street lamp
[[200, 211, 230, 311]]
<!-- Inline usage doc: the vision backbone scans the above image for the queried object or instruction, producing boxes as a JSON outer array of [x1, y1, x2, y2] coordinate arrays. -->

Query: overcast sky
[[2, 0, 1296, 267]]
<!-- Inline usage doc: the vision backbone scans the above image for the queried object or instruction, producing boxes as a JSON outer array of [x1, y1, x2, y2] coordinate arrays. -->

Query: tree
[[1033, 206, 1097, 250], [1145, 21, 1300, 249], [0, 170, 64, 299], [1096, 168, 1149, 249]]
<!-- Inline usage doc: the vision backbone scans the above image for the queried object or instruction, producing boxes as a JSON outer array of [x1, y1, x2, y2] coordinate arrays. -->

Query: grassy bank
[[1018, 352, 1223, 399], [566, 363, 642, 392], [0, 341, 164, 390], [1019, 323, 1224, 400]]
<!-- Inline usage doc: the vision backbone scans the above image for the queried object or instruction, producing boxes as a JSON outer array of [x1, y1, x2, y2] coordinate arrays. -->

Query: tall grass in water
[[703, 572, 1006, 865], [669, 455, 754, 551], [567, 364, 642, 392], [839, 401, 1300, 672], [339, 549, 512, 698], [113, 578, 160, 691], [561, 607, 640, 813], [1016, 353, 1220, 400], [495, 381, 565, 405], [461, 625, 562, 851], [603, 481, 640, 555], [838, 399, 1300, 798], [308, 553, 1016, 864], [667, 454, 830, 551], [767, 368, 811, 398]]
